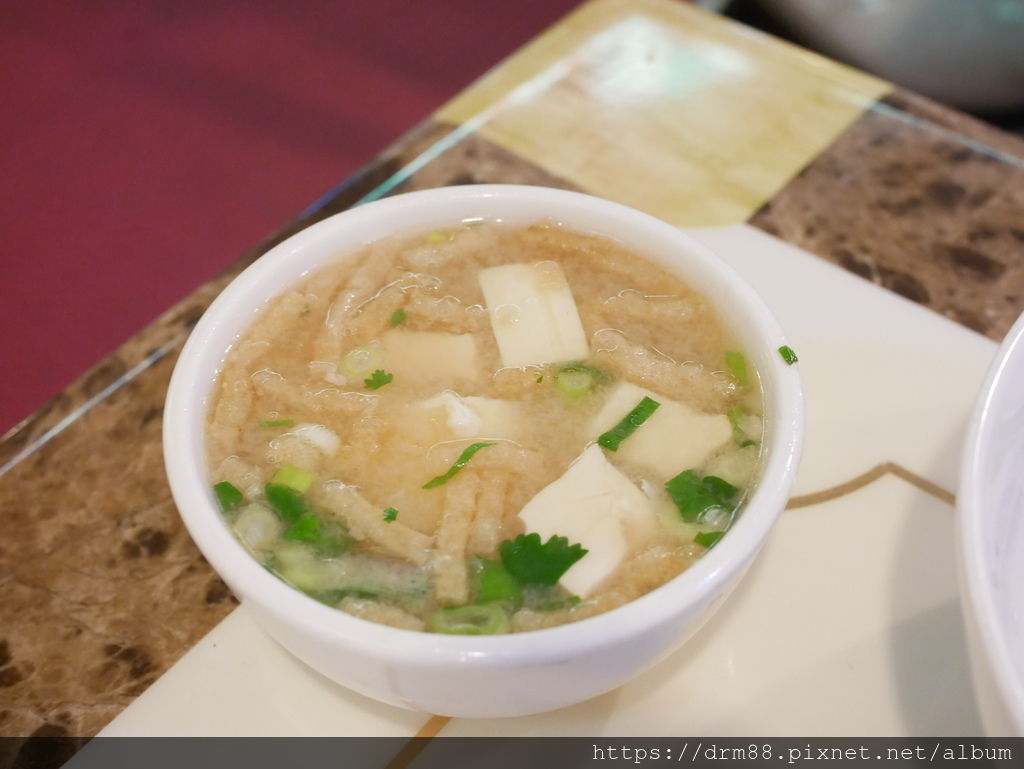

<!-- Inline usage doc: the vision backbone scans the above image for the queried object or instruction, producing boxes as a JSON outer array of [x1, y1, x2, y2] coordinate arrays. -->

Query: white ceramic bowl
[[164, 185, 804, 717], [959, 311, 1024, 735]]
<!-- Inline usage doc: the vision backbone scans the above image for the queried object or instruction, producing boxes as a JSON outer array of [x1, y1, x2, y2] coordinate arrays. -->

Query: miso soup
[[206, 221, 764, 634]]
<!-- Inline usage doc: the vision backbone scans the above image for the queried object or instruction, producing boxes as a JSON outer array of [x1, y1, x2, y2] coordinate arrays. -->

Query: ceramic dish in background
[[163, 185, 803, 717], [959, 311, 1024, 736], [762, 0, 1024, 112]]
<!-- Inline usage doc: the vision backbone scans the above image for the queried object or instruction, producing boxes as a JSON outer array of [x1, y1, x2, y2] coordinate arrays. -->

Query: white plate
[[959, 311, 1024, 735]]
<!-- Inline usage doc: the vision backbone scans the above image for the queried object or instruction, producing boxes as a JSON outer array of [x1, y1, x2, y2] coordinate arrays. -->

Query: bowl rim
[[959, 309, 1024, 731], [164, 184, 804, 665]]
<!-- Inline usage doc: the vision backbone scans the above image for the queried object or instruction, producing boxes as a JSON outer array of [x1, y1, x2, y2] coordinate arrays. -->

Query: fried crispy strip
[[432, 472, 479, 605], [314, 243, 403, 362], [590, 329, 736, 412], [336, 284, 407, 351], [213, 455, 265, 500], [467, 472, 509, 557], [209, 369, 253, 459], [250, 369, 377, 419], [319, 482, 431, 566], [404, 293, 488, 334]]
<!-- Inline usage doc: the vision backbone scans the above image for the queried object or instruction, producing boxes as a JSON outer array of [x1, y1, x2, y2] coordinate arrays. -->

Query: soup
[[206, 221, 764, 634]]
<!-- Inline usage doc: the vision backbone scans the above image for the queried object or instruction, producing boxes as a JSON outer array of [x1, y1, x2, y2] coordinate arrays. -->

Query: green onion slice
[[259, 418, 295, 427], [555, 362, 606, 399], [213, 481, 243, 512], [725, 351, 749, 387], [382, 507, 398, 523], [471, 558, 523, 604], [389, 308, 407, 327], [271, 464, 314, 494], [422, 442, 494, 489], [597, 396, 660, 451], [341, 345, 383, 378], [778, 345, 798, 365], [726, 405, 757, 448], [429, 604, 510, 635], [264, 483, 310, 524], [556, 369, 591, 398], [284, 515, 322, 542], [694, 530, 725, 549]]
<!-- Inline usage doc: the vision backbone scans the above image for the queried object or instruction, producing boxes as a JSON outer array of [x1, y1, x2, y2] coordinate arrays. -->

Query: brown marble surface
[[752, 89, 1024, 340], [3, 85, 1024, 741]]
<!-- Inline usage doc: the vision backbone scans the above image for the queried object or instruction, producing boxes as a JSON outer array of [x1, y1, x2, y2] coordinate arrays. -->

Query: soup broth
[[206, 220, 764, 634]]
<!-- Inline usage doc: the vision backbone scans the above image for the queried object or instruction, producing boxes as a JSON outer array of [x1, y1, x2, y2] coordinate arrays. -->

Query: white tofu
[[379, 330, 478, 383], [419, 392, 521, 441], [479, 262, 589, 367], [591, 381, 731, 478], [518, 444, 656, 598]]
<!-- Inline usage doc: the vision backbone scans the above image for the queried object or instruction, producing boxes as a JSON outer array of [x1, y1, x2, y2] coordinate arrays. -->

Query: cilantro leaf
[[499, 533, 588, 586], [382, 507, 398, 522], [364, 369, 393, 390], [665, 470, 739, 523]]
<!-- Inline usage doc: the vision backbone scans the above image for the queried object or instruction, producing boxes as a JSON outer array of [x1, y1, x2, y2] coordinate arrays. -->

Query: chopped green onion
[[555, 362, 605, 399], [259, 418, 295, 428], [597, 396, 660, 451], [271, 464, 314, 494], [284, 514, 322, 542], [422, 442, 494, 489], [341, 345, 383, 378], [363, 369, 393, 390], [536, 375, 544, 383], [778, 345, 798, 365], [665, 470, 739, 523], [556, 370, 589, 398], [213, 481, 243, 512], [499, 533, 587, 587], [382, 507, 399, 523], [312, 518, 353, 557], [694, 530, 725, 549], [471, 558, 523, 604], [389, 308, 407, 327], [726, 405, 757, 448], [264, 483, 309, 524], [430, 604, 509, 635], [725, 351, 749, 387]]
